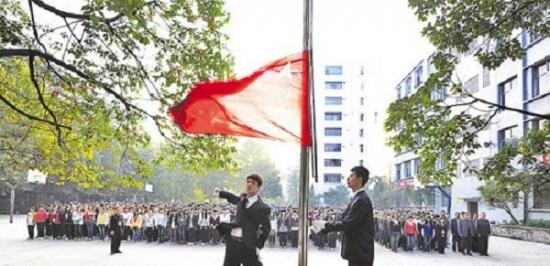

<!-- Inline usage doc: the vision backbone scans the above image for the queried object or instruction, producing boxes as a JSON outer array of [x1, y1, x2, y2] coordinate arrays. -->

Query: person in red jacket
[[35, 206, 48, 238], [51, 207, 62, 240], [404, 216, 417, 251]]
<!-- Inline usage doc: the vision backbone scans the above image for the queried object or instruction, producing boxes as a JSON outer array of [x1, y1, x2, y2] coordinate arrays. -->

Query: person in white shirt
[[26, 207, 36, 240], [144, 210, 155, 243], [154, 209, 167, 243]]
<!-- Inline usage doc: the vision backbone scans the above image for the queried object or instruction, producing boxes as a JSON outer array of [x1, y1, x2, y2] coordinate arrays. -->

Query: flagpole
[[298, 0, 313, 265]]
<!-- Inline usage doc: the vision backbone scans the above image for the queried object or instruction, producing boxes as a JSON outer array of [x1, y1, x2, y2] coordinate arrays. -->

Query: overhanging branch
[[0, 94, 71, 129]]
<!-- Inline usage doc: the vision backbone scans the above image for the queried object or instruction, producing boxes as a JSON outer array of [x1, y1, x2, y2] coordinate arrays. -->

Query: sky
[[223, 0, 434, 177], [26, 0, 434, 179]]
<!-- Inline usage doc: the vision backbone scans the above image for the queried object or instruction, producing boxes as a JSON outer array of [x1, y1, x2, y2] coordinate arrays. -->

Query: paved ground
[[1, 215, 550, 266]]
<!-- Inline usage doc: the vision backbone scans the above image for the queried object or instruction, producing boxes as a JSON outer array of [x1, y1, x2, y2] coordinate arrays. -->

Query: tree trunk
[[523, 190, 529, 225], [502, 204, 520, 224], [9, 186, 15, 224]]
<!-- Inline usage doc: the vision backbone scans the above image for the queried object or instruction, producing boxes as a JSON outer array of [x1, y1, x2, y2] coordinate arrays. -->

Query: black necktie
[[242, 197, 249, 208]]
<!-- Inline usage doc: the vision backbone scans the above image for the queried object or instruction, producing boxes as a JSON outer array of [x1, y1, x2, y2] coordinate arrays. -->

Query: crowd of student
[[24, 202, 345, 249], [374, 209, 491, 256], [24, 202, 491, 256]]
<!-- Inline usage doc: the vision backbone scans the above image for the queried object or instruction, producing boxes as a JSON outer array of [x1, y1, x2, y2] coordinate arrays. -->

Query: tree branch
[[29, 56, 66, 145], [30, 0, 125, 23], [0, 94, 71, 129], [467, 92, 550, 120]]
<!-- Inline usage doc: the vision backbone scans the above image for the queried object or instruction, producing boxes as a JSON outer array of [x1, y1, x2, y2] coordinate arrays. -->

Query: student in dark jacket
[[476, 212, 491, 256], [314, 166, 375, 266], [450, 212, 462, 252], [109, 207, 123, 255], [435, 217, 448, 254], [457, 212, 474, 256], [215, 174, 271, 266]]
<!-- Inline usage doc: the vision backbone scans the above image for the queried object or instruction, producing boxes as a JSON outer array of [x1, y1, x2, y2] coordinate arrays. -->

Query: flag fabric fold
[[169, 51, 311, 146]]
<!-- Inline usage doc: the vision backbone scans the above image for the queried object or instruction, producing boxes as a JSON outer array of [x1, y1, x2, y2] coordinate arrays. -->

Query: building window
[[532, 60, 550, 98], [325, 65, 343, 75], [325, 96, 342, 105], [395, 164, 401, 181], [431, 87, 447, 101], [464, 75, 479, 93], [403, 160, 411, 178], [415, 66, 423, 88], [427, 57, 435, 74], [360, 66, 364, 76], [498, 77, 515, 109], [325, 81, 343, 89], [324, 174, 342, 183], [435, 157, 445, 171], [324, 127, 342, 136], [497, 126, 517, 149], [324, 159, 342, 167], [359, 160, 364, 166], [528, 31, 540, 44], [413, 158, 420, 175], [360, 144, 364, 153], [359, 129, 364, 137], [396, 86, 402, 99], [405, 77, 412, 96], [360, 97, 364, 105], [325, 112, 342, 121], [360, 113, 364, 122], [527, 119, 540, 132], [534, 183, 550, 209], [483, 67, 490, 88], [324, 143, 342, 152]]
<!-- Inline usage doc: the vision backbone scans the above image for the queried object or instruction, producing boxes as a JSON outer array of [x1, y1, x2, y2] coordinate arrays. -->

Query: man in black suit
[[476, 212, 491, 256], [109, 206, 123, 255], [451, 212, 462, 252], [215, 174, 271, 266], [313, 166, 375, 266]]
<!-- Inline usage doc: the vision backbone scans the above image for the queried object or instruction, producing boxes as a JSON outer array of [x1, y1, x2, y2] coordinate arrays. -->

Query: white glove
[[311, 220, 326, 234]]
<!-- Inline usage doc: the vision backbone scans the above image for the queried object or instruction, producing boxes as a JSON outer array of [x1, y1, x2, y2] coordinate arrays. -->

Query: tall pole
[[10, 186, 15, 224], [299, 0, 313, 265]]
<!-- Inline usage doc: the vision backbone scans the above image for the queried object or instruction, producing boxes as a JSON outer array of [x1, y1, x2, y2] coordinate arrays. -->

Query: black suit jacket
[[324, 190, 374, 263], [217, 191, 271, 250], [109, 214, 123, 237]]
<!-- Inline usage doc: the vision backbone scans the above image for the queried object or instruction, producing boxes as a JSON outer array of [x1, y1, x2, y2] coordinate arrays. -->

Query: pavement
[[1, 215, 549, 266]]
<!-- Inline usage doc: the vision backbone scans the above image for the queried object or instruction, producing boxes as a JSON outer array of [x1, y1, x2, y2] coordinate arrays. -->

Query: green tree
[[285, 168, 299, 206], [0, 0, 236, 189], [386, 0, 550, 185], [323, 184, 350, 207], [261, 175, 283, 203], [477, 122, 550, 224], [369, 176, 398, 209], [308, 185, 321, 208]]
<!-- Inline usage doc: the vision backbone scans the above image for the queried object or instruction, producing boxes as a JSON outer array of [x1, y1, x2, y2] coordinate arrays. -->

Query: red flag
[[169, 52, 311, 146]]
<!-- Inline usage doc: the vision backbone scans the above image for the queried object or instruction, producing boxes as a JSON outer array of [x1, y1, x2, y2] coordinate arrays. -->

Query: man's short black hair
[[246, 174, 263, 187], [351, 166, 370, 186]]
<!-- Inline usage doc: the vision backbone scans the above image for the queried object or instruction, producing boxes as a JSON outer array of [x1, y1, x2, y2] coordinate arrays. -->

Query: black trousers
[[223, 237, 262, 266], [278, 232, 288, 247], [349, 259, 373, 266], [290, 230, 299, 247], [438, 237, 446, 254], [451, 234, 462, 252], [461, 236, 472, 254], [478, 235, 489, 255], [27, 225, 35, 239], [37, 222, 45, 237], [111, 233, 121, 253]]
